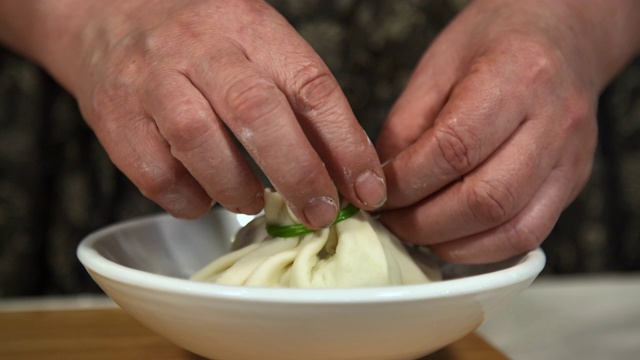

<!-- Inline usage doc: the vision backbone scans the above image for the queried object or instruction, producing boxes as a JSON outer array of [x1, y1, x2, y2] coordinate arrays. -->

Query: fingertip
[[161, 190, 214, 220], [428, 232, 539, 265], [354, 169, 387, 210], [429, 243, 476, 264], [301, 196, 338, 230], [233, 190, 265, 215]]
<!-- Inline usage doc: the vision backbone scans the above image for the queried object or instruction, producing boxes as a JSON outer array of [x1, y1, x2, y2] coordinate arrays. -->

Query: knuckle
[[296, 165, 327, 186], [85, 65, 143, 131], [521, 45, 558, 80], [562, 95, 594, 134], [135, 165, 176, 201], [465, 179, 517, 227], [433, 123, 480, 175], [87, 86, 111, 125], [224, 74, 281, 125], [501, 33, 562, 83], [271, 162, 330, 199], [291, 61, 338, 112], [161, 105, 212, 152], [288, 164, 326, 189], [135, 161, 211, 219], [471, 32, 563, 89], [506, 222, 544, 255], [86, 84, 127, 135], [467, 55, 496, 79]]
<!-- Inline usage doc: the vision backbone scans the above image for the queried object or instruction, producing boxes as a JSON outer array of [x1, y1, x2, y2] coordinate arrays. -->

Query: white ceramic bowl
[[77, 209, 545, 360]]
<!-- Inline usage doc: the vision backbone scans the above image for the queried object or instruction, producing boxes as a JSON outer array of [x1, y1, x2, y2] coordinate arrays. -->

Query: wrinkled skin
[[0, 0, 638, 263], [0, 0, 387, 229], [78, 0, 391, 229], [376, 0, 640, 263]]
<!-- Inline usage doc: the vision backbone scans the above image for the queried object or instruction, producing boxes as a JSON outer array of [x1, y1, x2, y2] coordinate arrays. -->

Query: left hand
[[375, 0, 639, 263]]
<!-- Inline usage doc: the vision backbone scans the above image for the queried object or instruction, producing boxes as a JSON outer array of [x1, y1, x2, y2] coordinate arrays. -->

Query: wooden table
[[0, 308, 508, 359]]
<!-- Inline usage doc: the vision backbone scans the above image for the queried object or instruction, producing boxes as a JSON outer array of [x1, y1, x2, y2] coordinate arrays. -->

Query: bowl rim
[[78, 213, 546, 304]]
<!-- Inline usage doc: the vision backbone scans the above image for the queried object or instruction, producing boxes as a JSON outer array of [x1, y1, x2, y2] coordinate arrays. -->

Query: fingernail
[[236, 192, 264, 215], [355, 170, 387, 208], [303, 196, 338, 229]]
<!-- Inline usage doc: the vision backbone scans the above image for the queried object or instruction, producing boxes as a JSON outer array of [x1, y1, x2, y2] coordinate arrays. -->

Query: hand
[[375, 0, 640, 263], [23, 0, 386, 228]]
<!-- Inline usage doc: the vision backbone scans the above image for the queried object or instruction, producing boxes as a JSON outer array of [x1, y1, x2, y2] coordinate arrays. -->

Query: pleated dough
[[191, 190, 440, 287]]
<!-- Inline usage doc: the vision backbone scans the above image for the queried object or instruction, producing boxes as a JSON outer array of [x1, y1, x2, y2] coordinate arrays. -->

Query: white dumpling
[[191, 190, 440, 287]]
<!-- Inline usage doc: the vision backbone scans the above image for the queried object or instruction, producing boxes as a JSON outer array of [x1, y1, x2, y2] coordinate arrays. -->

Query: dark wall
[[1, 0, 638, 296]]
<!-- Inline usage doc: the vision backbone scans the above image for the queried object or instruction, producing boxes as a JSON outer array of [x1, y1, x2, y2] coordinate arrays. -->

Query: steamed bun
[[191, 190, 440, 288]]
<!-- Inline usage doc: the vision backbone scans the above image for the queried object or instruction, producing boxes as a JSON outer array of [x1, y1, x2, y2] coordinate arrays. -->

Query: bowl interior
[[89, 209, 240, 279], [80, 208, 545, 298]]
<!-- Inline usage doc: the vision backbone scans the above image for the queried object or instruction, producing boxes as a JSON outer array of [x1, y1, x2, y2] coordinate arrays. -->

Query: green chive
[[266, 204, 360, 238]]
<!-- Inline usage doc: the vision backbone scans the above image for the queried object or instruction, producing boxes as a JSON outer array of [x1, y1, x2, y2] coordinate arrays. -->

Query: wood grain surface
[[0, 308, 508, 359]]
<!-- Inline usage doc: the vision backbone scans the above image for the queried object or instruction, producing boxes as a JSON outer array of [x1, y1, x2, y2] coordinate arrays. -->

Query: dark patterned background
[[1, 0, 639, 297]]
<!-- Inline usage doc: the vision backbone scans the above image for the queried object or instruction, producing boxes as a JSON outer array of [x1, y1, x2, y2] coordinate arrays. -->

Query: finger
[[189, 46, 339, 229], [91, 107, 212, 218], [429, 159, 592, 263], [236, 13, 387, 211], [375, 36, 461, 163], [382, 60, 529, 209], [284, 63, 387, 211], [144, 72, 264, 214], [380, 114, 559, 246]]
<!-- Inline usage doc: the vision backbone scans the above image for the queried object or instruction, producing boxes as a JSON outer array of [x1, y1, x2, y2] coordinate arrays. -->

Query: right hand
[[374, 0, 640, 263], [50, 0, 386, 228]]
